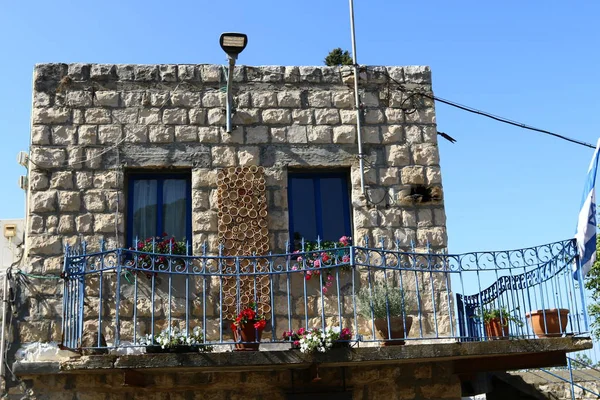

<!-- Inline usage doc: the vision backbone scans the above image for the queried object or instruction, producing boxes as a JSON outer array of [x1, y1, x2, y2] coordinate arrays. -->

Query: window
[[288, 172, 352, 244], [126, 172, 192, 246]]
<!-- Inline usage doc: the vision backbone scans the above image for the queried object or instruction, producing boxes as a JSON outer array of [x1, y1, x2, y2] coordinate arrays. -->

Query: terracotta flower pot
[[232, 322, 263, 351], [374, 316, 413, 346], [526, 309, 569, 338], [484, 318, 509, 340]]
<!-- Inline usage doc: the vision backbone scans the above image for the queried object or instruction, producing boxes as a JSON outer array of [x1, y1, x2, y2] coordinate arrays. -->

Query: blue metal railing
[[60, 237, 590, 350]]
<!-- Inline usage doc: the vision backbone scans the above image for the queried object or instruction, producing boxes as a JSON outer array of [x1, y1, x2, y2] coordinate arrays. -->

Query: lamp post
[[219, 33, 248, 133]]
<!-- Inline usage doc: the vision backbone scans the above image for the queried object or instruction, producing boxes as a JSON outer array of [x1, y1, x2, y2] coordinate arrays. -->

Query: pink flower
[[342, 255, 350, 263], [314, 260, 320, 268], [327, 275, 334, 281], [339, 236, 351, 246], [305, 273, 312, 281], [297, 256, 303, 262], [322, 254, 330, 262], [297, 328, 306, 335], [322, 287, 328, 294], [291, 266, 298, 271], [326, 281, 332, 287]]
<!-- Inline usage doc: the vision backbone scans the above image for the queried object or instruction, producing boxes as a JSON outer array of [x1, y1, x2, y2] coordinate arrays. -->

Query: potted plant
[[526, 308, 570, 338], [230, 302, 267, 351], [128, 234, 188, 278], [478, 308, 523, 340], [139, 326, 212, 353], [357, 282, 413, 346], [283, 327, 352, 353]]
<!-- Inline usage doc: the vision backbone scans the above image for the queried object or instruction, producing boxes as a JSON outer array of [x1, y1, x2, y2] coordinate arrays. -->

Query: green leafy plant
[[324, 48, 354, 66], [478, 307, 524, 327], [585, 235, 600, 340], [357, 282, 414, 319]]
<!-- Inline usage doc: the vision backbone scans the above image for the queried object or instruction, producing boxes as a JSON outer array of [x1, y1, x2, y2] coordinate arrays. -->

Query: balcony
[[54, 237, 591, 355]]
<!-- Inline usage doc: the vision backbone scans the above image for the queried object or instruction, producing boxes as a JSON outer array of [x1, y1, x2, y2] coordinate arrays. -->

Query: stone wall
[[12, 361, 462, 400], [20, 63, 447, 346]]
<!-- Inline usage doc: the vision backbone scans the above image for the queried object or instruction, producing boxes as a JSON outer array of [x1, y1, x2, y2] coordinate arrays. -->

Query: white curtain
[[132, 180, 157, 241], [163, 179, 187, 241]]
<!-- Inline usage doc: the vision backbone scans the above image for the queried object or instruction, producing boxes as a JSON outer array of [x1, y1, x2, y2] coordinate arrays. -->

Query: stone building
[[7, 63, 590, 399]]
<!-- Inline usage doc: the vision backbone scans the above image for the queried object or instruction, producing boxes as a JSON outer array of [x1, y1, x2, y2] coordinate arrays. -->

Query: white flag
[[574, 138, 600, 278]]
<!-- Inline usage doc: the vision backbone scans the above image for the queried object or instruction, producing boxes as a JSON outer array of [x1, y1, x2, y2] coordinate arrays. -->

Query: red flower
[[254, 319, 267, 330]]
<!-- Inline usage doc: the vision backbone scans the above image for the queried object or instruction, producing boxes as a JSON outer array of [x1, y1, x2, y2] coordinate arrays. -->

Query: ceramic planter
[[526, 308, 569, 338], [484, 318, 509, 340], [374, 316, 413, 346], [232, 322, 263, 351]]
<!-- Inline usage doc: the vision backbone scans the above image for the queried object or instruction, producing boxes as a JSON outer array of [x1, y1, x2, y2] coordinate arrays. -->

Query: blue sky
[[1, 0, 599, 253]]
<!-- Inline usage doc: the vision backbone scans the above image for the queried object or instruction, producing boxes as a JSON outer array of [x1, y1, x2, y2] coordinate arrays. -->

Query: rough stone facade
[[20, 63, 447, 347]]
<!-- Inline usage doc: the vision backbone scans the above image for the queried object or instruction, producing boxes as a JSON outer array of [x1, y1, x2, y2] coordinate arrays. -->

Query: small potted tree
[[480, 308, 523, 340], [357, 282, 413, 346]]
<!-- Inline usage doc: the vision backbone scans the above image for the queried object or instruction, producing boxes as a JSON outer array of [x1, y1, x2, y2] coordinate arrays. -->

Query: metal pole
[[349, 0, 366, 196], [0, 275, 8, 379], [225, 57, 236, 133]]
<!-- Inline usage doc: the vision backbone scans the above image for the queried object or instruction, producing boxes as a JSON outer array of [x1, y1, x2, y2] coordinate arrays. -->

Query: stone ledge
[[13, 337, 592, 376]]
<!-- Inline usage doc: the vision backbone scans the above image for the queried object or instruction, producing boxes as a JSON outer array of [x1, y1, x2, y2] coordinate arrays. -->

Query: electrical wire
[[369, 66, 596, 150]]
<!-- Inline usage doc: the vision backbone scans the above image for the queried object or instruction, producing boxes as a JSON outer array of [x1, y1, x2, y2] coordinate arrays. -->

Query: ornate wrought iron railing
[[61, 237, 589, 351]]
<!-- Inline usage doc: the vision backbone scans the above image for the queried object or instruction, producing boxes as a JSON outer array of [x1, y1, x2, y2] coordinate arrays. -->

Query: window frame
[[126, 172, 192, 247], [287, 171, 352, 245]]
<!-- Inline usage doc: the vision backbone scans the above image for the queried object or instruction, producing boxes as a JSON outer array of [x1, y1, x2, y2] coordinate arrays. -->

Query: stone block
[[307, 91, 331, 107], [68, 63, 90, 80], [380, 168, 399, 185], [246, 126, 269, 144], [29, 215, 44, 233], [405, 108, 436, 124], [90, 64, 116, 80], [401, 166, 425, 185], [121, 91, 142, 106], [84, 191, 105, 212], [178, 65, 198, 81], [159, 64, 177, 81], [98, 125, 123, 144], [116, 64, 135, 80], [58, 215, 75, 234], [425, 166, 441, 184], [112, 109, 139, 124], [363, 126, 381, 144], [333, 125, 356, 144], [29, 171, 49, 190], [385, 108, 404, 123], [149, 126, 175, 143], [193, 211, 218, 232], [277, 90, 302, 107], [299, 66, 322, 82], [271, 127, 286, 143], [292, 109, 313, 125], [287, 125, 308, 143], [201, 65, 222, 82], [31, 191, 57, 212], [340, 110, 357, 124], [262, 109, 291, 124], [412, 144, 439, 165], [238, 146, 260, 166], [189, 108, 207, 125], [85, 108, 111, 124], [405, 125, 424, 144], [211, 146, 236, 167], [94, 213, 122, 233], [202, 92, 225, 107], [417, 209, 433, 227], [402, 210, 417, 227], [307, 126, 331, 143], [253, 92, 278, 108], [28, 235, 62, 255], [93, 171, 120, 189], [134, 65, 159, 81], [32, 107, 71, 124], [50, 171, 73, 189], [232, 108, 259, 125], [314, 109, 340, 125], [76, 213, 94, 233], [163, 108, 188, 124], [58, 191, 81, 212], [417, 227, 447, 247], [197, 127, 219, 143], [138, 108, 161, 124], [365, 109, 385, 124], [31, 126, 50, 145], [207, 108, 226, 125], [175, 126, 198, 142], [95, 91, 119, 107], [51, 125, 76, 145], [171, 92, 201, 107], [332, 91, 353, 108], [192, 169, 217, 188], [66, 91, 93, 107], [386, 145, 410, 166], [124, 125, 148, 143], [78, 125, 97, 145]]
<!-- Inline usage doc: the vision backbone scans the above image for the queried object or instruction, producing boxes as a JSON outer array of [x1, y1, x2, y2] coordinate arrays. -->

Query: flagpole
[[349, 0, 366, 196]]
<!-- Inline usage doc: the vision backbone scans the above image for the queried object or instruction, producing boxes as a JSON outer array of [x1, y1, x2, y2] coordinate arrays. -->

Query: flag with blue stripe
[[574, 138, 600, 279]]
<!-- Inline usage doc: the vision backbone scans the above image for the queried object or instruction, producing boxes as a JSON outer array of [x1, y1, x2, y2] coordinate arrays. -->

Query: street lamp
[[219, 33, 248, 133]]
